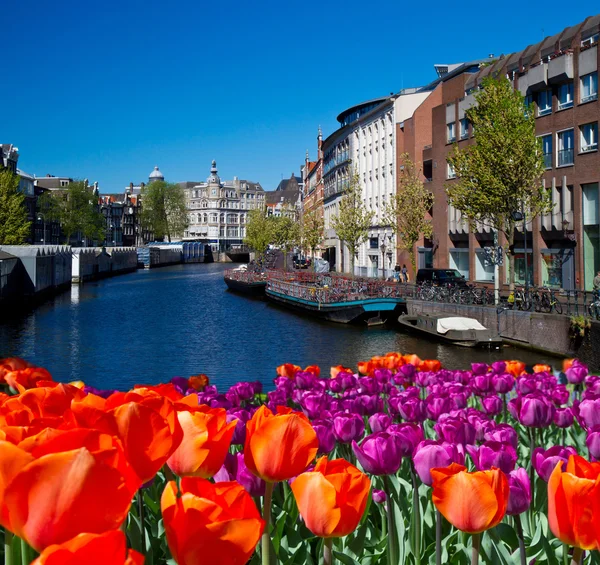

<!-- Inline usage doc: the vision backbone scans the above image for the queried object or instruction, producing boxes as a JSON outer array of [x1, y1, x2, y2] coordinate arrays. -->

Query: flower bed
[[0, 354, 597, 564]]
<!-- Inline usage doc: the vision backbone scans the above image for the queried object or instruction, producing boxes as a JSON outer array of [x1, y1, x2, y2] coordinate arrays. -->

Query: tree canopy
[[140, 181, 188, 242], [0, 169, 31, 245], [331, 171, 374, 275], [55, 181, 105, 244], [383, 154, 434, 272], [244, 208, 273, 256], [446, 76, 552, 288], [301, 209, 324, 259]]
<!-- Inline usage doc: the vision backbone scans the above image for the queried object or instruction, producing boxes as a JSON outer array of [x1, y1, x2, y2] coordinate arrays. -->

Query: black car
[[416, 268, 467, 286]]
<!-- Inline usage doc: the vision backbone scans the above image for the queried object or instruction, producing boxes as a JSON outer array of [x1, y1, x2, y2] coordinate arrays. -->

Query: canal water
[[0, 263, 560, 391]]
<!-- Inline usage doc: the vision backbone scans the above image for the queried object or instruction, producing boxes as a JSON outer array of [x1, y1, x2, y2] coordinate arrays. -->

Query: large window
[[475, 250, 494, 282], [557, 129, 574, 166], [449, 250, 469, 279], [581, 122, 598, 153], [459, 118, 469, 140], [580, 72, 598, 103], [558, 82, 574, 110], [541, 134, 553, 168], [447, 162, 457, 179], [537, 89, 552, 116], [447, 122, 456, 143]]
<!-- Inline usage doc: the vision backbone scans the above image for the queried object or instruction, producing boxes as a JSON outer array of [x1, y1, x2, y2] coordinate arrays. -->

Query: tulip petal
[[292, 471, 340, 537]]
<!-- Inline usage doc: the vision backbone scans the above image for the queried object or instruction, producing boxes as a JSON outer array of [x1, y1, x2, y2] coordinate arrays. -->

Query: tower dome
[[207, 160, 221, 185], [149, 166, 164, 183]]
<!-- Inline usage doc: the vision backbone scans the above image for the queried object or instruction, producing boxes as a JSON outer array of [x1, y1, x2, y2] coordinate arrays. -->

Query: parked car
[[416, 268, 468, 287], [293, 257, 309, 269]]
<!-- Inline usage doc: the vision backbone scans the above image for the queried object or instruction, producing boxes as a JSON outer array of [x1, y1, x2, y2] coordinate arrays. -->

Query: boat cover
[[436, 317, 487, 334]]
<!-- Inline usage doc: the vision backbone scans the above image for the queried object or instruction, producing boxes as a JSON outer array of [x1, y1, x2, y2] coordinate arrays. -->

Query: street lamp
[[511, 206, 528, 291], [380, 233, 389, 280], [37, 213, 46, 244]]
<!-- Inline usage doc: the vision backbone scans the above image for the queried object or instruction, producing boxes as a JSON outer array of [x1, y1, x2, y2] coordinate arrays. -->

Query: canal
[[0, 263, 560, 391]]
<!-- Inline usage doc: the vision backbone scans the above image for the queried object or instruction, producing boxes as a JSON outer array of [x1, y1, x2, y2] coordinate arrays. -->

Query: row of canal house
[[308, 14, 599, 291]]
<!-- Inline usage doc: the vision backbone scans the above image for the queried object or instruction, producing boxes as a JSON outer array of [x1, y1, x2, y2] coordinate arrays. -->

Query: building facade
[[180, 161, 265, 251], [301, 128, 325, 252], [421, 14, 600, 291]]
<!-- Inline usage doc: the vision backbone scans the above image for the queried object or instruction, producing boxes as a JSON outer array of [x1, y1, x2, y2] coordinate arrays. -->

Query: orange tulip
[[562, 358, 576, 372], [382, 352, 404, 370], [402, 354, 422, 367], [161, 478, 264, 565], [431, 463, 508, 534], [330, 365, 353, 379], [304, 365, 321, 377], [291, 456, 370, 538], [31, 530, 144, 565], [167, 406, 236, 478], [533, 364, 552, 373], [420, 359, 442, 372], [188, 374, 209, 391], [276, 363, 301, 378], [505, 360, 526, 377], [357, 359, 382, 377], [548, 455, 600, 550], [244, 405, 318, 482], [0, 440, 137, 551], [4, 366, 54, 391]]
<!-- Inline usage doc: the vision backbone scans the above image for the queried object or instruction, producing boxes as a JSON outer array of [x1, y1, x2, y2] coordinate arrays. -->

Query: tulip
[[214, 452, 265, 497], [548, 455, 600, 553], [167, 407, 236, 478], [431, 463, 509, 534], [413, 440, 465, 486], [426, 394, 453, 421], [244, 405, 318, 483], [291, 456, 370, 538], [533, 364, 552, 373], [471, 363, 489, 376], [490, 361, 506, 374], [393, 396, 426, 422], [586, 426, 600, 460], [472, 374, 493, 395], [505, 361, 526, 377], [434, 417, 476, 446], [368, 412, 392, 433], [31, 531, 143, 565], [533, 445, 578, 482], [420, 359, 441, 372], [578, 397, 600, 429], [311, 420, 336, 454], [551, 385, 570, 406], [386, 423, 424, 456], [566, 363, 588, 385], [508, 394, 555, 428], [481, 395, 503, 416], [467, 441, 517, 474], [492, 373, 514, 394], [227, 408, 251, 445], [484, 423, 518, 450], [276, 363, 301, 378], [161, 478, 264, 565], [352, 432, 403, 475], [332, 413, 365, 444], [372, 489, 387, 504], [554, 407, 574, 429], [506, 468, 531, 515]]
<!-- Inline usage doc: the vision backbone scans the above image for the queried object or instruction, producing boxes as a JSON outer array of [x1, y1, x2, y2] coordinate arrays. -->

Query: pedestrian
[[594, 270, 600, 292], [401, 264, 409, 283]]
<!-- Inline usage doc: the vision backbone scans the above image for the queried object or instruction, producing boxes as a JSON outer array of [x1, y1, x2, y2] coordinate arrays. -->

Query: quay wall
[[405, 299, 599, 368]]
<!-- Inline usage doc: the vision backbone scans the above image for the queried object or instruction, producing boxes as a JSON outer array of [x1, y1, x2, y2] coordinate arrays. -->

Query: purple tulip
[[586, 426, 600, 460], [481, 395, 503, 416], [83, 386, 118, 399], [294, 371, 318, 390], [397, 363, 417, 381], [426, 394, 453, 421], [553, 407, 574, 428], [394, 396, 426, 423], [466, 441, 517, 474], [434, 416, 476, 445], [472, 374, 493, 395], [412, 440, 465, 486], [333, 413, 365, 443], [387, 423, 424, 457], [226, 408, 251, 445], [517, 376, 539, 395], [355, 394, 383, 416], [491, 361, 507, 374], [170, 376, 190, 395], [357, 377, 380, 395], [566, 364, 588, 385], [533, 445, 578, 481], [369, 413, 392, 433], [578, 397, 600, 429], [508, 394, 555, 428], [301, 393, 331, 420], [352, 432, 403, 475], [372, 489, 387, 504], [312, 419, 336, 454], [506, 468, 531, 515], [471, 363, 489, 376], [214, 452, 265, 497], [551, 385, 570, 406], [483, 424, 517, 450], [492, 373, 514, 394]]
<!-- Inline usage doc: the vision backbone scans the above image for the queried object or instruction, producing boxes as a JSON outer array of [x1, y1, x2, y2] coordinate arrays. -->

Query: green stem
[[563, 543, 569, 565], [435, 510, 442, 565], [261, 482, 274, 565], [502, 394, 507, 423], [383, 476, 399, 565], [471, 532, 481, 565], [514, 515, 526, 565], [571, 547, 582, 565], [529, 427, 536, 532], [137, 491, 146, 555], [409, 466, 421, 565], [4, 530, 13, 565], [323, 537, 334, 565], [20, 538, 32, 565]]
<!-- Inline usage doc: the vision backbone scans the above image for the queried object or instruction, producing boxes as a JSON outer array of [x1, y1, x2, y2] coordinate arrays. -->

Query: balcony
[[557, 148, 574, 167], [526, 62, 548, 91], [548, 53, 574, 84], [543, 153, 552, 168]]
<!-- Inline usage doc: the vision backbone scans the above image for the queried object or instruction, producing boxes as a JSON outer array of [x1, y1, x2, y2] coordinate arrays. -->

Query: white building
[[180, 161, 265, 251], [322, 90, 431, 277]]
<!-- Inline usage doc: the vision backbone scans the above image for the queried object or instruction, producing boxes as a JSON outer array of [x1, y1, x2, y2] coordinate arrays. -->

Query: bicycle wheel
[[553, 298, 563, 315], [540, 294, 552, 314]]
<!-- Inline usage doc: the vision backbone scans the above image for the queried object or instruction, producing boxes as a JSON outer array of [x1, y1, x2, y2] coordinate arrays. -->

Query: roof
[[336, 96, 391, 125], [275, 176, 301, 192], [0, 250, 17, 261], [265, 189, 300, 206]]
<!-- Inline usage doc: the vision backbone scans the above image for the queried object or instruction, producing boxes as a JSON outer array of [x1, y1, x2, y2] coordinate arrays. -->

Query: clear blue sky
[[3, 0, 598, 192]]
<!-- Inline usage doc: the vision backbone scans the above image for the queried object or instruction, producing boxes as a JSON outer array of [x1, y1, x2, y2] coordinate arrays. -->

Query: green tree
[[244, 208, 273, 256], [446, 76, 552, 290], [271, 214, 300, 253], [0, 169, 31, 244], [140, 181, 188, 242], [331, 171, 374, 275], [56, 181, 105, 245], [301, 209, 324, 260]]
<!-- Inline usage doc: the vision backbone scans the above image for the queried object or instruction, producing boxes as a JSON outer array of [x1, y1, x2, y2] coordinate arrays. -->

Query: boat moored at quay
[[223, 266, 267, 296]]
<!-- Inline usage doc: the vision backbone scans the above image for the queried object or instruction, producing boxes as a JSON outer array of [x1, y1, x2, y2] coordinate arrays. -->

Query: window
[[541, 134, 553, 168], [537, 89, 552, 116], [558, 82, 574, 110], [449, 250, 469, 279], [369, 237, 379, 249], [582, 33, 600, 48], [580, 72, 598, 104], [447, 162, 457, 179], [523, 94, 533, 116], [557, 129, 574, 166], [581, 122, 598, 153], [459, 118, 469, 139], [447, 122, 456, 142]]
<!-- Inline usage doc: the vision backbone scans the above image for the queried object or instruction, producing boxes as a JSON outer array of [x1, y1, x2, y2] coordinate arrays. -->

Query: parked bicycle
[[533, 287, 563, 315], [588, 290, 600, 320]]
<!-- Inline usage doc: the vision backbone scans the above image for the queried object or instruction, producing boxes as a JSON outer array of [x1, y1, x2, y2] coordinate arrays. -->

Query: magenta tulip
[[412, 440, 465, 486], [532, 445, 577, 481], [506, 467, 531, 515], [386, 423, 424, 457], [352, 432, 403, 475], [333, 413, 365, 443], [508, 393, 555, 427], [466, 440, 517, 474]]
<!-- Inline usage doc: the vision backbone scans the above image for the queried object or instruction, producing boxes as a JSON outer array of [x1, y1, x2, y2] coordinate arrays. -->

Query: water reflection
[[0, 263, 562, 391]]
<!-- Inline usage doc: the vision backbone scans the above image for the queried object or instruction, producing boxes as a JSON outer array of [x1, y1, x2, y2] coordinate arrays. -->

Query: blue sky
[[3, 0, 598, 192]]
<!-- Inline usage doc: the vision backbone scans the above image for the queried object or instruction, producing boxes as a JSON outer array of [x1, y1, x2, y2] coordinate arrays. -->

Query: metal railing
[[558, 148, 574, 167]]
